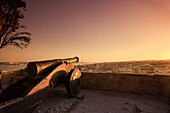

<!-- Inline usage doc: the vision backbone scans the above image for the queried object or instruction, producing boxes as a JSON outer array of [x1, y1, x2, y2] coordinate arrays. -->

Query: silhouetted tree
[[0, 0, 31, 49]]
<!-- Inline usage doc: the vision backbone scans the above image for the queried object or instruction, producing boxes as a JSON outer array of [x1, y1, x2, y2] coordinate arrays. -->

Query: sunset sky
[[1, 0, 170, 62]]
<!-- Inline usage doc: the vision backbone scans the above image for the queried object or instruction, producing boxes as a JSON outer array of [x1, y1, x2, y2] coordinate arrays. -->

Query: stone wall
[[1, 69, 28, 89], [81, 72, 170, 97]]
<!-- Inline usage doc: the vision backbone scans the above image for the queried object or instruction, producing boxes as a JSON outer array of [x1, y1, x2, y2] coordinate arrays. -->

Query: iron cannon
[[0, 57, 82, 113]]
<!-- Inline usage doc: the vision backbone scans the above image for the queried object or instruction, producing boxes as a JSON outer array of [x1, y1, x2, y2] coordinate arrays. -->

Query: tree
[[0, 0, 31, 49]]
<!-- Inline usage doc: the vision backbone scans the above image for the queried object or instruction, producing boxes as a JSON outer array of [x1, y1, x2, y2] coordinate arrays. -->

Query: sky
[[1, 0, 170, 62]]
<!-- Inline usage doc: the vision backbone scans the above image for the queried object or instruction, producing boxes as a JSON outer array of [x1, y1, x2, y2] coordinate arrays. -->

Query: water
[[0, 65, 26, 71]]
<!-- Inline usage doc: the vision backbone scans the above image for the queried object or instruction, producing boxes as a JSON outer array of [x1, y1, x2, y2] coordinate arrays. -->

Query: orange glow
[[1, 0, 170, 62]]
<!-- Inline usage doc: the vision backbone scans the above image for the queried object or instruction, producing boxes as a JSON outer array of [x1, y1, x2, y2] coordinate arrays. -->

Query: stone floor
[[33, 87, 170, 113]]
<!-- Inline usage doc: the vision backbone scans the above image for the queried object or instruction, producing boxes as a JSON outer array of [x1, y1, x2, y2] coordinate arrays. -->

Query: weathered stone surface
[[81, 72, 170, 97]]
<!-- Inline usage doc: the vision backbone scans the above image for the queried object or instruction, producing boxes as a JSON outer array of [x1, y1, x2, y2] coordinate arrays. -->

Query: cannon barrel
[[26, 57, 79, 76]]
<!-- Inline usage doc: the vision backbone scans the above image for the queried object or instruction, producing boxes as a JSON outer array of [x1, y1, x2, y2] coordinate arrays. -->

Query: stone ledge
[[81, 72, 170, 97]]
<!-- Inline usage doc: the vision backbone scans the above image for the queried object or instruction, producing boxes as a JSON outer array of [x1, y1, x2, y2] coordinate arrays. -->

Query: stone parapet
[[81, 72, 170, 97]]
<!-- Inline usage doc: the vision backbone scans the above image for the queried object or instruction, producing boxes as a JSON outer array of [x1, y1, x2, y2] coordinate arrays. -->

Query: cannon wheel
[[65, 69, 82, 97]]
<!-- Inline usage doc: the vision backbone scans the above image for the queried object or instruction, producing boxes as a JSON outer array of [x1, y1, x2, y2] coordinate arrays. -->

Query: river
[[0, 65, 26, 71]]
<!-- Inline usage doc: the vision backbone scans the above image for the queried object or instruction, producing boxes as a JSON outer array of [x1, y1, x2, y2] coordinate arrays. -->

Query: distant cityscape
[[76, 60, 170, 75], [1, 60, 170, 75]]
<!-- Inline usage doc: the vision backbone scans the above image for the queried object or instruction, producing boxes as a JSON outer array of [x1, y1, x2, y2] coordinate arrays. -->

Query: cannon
[[0, 57, 82, 113]]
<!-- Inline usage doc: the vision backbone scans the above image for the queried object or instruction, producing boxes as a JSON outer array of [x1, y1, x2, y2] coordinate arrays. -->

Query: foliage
[[0, 0, 31, 49]]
